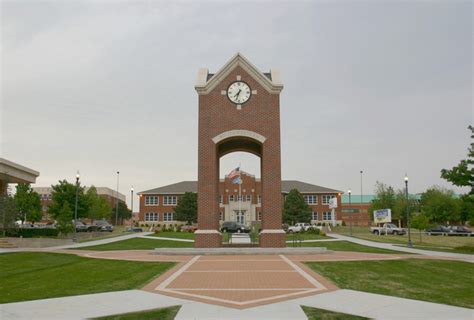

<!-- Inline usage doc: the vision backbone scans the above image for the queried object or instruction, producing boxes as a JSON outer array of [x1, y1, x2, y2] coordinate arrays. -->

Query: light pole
[[360, 170, 363, 204], [405, 175, 413, 247], [130, 186, 134, 227], [348, 189, 352, 236], [73, 171, 80, 242], [115, 171, 120, 226]]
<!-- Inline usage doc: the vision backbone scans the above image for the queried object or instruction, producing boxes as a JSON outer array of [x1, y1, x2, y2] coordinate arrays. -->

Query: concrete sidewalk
[[1, 289, 472, 319], [329, 233, 474, 263]]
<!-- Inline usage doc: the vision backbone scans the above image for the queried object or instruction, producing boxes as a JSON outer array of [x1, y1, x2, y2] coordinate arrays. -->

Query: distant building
[[33, 187, 126, 221], [137, 171, 343, 226]]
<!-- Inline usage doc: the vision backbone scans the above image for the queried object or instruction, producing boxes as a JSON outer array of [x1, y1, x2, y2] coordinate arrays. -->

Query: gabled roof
[[281, 181, 343, 194], [138, 180, 342, 195], [195, 52, 283, 95]]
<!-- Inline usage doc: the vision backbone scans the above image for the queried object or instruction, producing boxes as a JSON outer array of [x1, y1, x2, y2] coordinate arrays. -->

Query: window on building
[[219, 195, 223, 204], [229, 195, 234, 202], [219, 212, 223, 220], [163, 196, 177, 205], [48, 194, 52, 200], [304, 195, 317, 205], [246, 195, 252, 202], [322, 211, 332, 220], [145, 196, 159, 205], [164, 212, 173, 221], [258, 212, 262, 221], [237, 195, 243, 201], [42, 205, 48, 212], [145, 212, 159, 221], [258, 195, 262, 204], [322, 195, 336, 205], [312, 211, 318, 221]]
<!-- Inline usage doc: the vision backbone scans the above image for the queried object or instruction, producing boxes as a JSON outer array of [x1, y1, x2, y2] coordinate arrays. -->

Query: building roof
[[138, 180, 342, 195], [0, 158, 39, 184], [341, 194, 424, 204]]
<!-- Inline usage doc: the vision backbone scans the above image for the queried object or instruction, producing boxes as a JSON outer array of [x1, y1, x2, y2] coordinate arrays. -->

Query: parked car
[[220, 221, 250, 233], [181, 225, 198, 232], [447, 225, 472, 236], [92, 220, 114, 232], [370, 223, 406, 235], [425, 225, 452, 236], [75, 221, 89, 232], [126, 227, 143, 232]]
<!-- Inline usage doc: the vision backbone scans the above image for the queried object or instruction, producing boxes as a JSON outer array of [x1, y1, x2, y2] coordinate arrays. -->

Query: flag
[[227, 167, 240, 179], [232, 176, 242, 185]]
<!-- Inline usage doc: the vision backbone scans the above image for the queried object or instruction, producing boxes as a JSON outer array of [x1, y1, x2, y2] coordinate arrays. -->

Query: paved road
[[1, 289, 472, 320], [328, 233, 474, 263]]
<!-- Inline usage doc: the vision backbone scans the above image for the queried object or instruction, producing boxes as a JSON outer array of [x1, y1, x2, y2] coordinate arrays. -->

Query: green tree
[[86, 186, 112, 223], [13, 184, 42, 223], [459, 194, 474, 225], [393, 190, 420, 227], [0, 194, 18, 235], [411, 213, 431, 243], [174, 192, 197, 224], [56, 202, 74, 236], [440, 125, 474, 195], [48, 180, 89, 220], [114, 201, 132, 224], [283, 189, 311, 225], [421, 187, 461, 224]]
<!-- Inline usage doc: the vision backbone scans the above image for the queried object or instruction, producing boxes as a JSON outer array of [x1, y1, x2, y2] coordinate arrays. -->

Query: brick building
[[33, 187, 126, 222], [137, 171, 343, 227]]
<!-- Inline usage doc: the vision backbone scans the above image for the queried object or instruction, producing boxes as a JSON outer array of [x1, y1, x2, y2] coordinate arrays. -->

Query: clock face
[[227, 81, 251, 104]]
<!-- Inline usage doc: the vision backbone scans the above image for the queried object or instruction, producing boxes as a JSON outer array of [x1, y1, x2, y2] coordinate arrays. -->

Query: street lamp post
[[348, 189, 352, 236], [360, 170, 363, 204], [130, 186, 134, 227], [405, 175, 413, 248], [115, 171, 120, 226], [73, 171, 80, 242]]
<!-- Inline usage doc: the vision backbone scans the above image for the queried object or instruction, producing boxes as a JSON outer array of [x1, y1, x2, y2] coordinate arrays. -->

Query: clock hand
[[234, 89, 241, 98]]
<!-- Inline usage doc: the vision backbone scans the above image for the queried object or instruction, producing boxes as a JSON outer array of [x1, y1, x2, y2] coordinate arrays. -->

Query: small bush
[[307, 228, 321, 235], [341, 221, 346, 226], [3, 228, 59, 238]]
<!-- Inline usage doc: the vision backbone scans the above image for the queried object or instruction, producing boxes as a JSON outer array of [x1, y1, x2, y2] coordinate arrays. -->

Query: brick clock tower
[[194, 53, 285, 248]]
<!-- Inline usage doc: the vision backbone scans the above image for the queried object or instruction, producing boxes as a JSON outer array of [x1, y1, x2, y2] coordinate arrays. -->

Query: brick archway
[[194, 53, 285, 248]]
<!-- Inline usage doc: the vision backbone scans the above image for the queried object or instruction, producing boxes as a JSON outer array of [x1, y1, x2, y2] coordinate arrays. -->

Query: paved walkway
[[328, 233, 474, 263], [2, 289, 471, 320]]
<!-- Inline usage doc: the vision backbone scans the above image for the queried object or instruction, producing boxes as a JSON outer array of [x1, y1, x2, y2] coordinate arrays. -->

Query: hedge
[[2, 228, 59, 238]]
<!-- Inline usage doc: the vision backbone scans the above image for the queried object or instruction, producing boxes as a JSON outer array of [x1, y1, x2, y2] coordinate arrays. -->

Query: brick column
[[260, 135, 285, 248], [195, 138, 222, 248]]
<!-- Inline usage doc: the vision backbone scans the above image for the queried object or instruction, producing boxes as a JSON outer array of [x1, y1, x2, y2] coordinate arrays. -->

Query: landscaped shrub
[[3, 228, 59, 238], [307, 227, 321, 235]]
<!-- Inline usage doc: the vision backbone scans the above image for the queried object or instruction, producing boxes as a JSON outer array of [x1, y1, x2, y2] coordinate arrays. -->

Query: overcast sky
[[1, 0, 472, 209]]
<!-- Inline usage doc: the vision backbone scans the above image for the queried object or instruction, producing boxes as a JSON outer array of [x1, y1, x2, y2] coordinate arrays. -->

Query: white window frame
[[145, 212, 159, 221], [163, 196, 177, 206], [145, 196, 159, 206], [229, 195, 234, 202], [219, 195, 223, 204], [312, 211, 318, 221], [322, 211, 332, 221], [258, 212, 262, 221], [304, 195, 317, 205], [219, 212, 223, 221], [258, 195, 262, 204], [322, 195, 336, 205], [237, 195, 243, 201], [246, 195, 252, 202], [163, 212, 173, 221]]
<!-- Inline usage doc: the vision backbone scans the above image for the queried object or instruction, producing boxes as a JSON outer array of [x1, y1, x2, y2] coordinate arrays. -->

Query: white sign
[[373, 209, 392, 223], [329, 197, 338, 209]]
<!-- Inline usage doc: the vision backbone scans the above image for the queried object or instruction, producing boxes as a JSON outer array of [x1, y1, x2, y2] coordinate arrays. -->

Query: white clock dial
[[227, 81, 251, 104]]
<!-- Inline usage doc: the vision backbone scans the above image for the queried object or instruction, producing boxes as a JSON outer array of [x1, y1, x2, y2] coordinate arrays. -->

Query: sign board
[[328, 197, 338, 209], [342, 208, 359, 213], [373, 209, 392, 223]]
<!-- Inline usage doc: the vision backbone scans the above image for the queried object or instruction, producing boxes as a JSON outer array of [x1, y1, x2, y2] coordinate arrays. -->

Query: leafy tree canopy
[[13, 184, 42, 223], [0, 194, 18, 232], [283, 189, 311, 225], [440, 125, 474, 194], [114, 201, 132, 223], [421, 187, 461, 224], [174, 192, 197, 224], [55, 202, 74, 235], [48, 180, 89, 220], [86, 186, 112, 222]]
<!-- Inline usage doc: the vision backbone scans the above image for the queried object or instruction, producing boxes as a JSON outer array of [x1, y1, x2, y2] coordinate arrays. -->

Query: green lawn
[[306, 259, 474, 308], [79, 238, 194, 251], [147, 231, 195, 240], [286, 233, 327, 241], [0, 252, 174, 303], [290, 240, 404, 254], [302, 306, 369, 320], [93, 306, 180, 320]]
